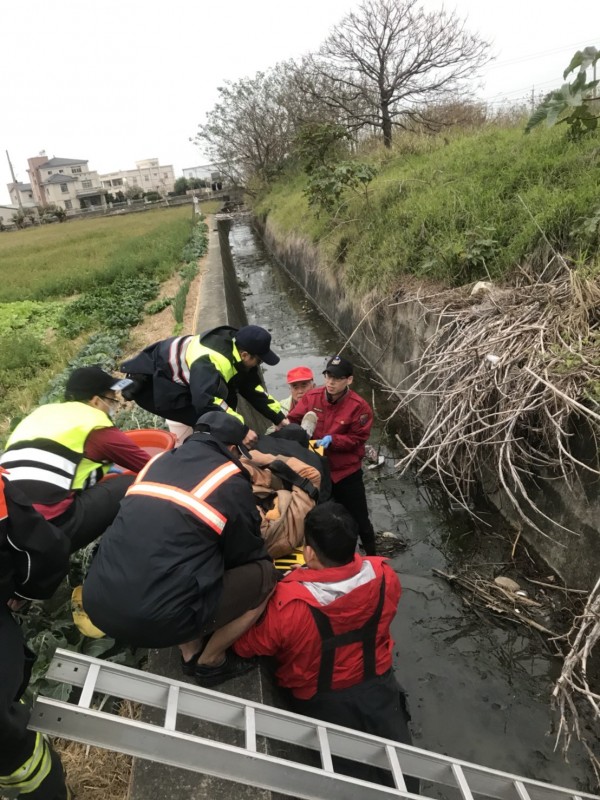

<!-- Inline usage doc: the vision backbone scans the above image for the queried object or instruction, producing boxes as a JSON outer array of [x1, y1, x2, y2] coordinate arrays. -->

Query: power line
[[486, 37, 600, 71]]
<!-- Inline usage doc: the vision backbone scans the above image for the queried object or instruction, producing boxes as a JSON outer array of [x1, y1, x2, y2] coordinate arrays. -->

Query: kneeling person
[[83, 412, 277, 687]]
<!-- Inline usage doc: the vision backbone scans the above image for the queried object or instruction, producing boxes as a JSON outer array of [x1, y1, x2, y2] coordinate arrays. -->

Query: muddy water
[[226, 217, 594, 792]]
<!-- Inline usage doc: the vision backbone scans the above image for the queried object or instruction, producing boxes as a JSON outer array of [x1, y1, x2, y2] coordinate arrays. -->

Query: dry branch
[[390, 261, 600, 782]]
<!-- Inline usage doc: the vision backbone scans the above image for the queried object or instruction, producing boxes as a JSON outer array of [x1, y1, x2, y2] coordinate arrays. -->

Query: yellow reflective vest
[[1, 402, 113, 504]]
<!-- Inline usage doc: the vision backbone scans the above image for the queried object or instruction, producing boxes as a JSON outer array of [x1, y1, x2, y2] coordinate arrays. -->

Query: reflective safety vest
[[185, 336, 244, 420], [0, 731, 55, 796], [126, 454, 241, 536], [1, 402, 113, 504]]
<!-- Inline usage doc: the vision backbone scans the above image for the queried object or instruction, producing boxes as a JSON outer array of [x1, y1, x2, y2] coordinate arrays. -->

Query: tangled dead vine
[[382, 257, 600, 777], [391, 261, 600, 538]]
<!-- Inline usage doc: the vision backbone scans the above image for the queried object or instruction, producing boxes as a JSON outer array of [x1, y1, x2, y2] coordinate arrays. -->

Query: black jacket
[[0, 472, 70, 605], [121, 326, 285, 427], [83, 435, 269, 647]]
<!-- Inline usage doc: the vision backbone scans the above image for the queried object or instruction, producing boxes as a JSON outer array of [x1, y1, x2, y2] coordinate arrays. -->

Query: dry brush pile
[[388, 258, 600, 778]]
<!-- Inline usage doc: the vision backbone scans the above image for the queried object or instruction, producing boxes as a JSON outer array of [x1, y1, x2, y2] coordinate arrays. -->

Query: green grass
[[255, 125, 600, 293], [0, 206, 193, 301], [0, 208, 198, 436]]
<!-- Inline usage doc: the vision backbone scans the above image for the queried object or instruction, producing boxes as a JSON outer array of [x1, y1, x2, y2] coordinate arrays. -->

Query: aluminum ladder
[[29, 649, 596, 800]]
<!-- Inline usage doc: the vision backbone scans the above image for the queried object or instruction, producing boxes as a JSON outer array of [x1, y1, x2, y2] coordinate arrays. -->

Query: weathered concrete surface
[[129, 219, 296, 800], [258, 218, 600, 590]]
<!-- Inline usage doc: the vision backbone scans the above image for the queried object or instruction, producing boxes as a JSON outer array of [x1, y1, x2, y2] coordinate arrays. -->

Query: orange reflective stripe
[[0, 478, 7, 521], [191, 462, 240, 499], [127, 482, 226, 535], [132, 452, 164, 485]]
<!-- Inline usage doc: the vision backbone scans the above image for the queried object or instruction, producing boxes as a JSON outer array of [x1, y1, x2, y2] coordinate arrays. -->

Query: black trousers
[[291, 669, 419, 793], [0, 607, 68, 799], [332, 468, 376, 555], [53, 474, 135, 553]]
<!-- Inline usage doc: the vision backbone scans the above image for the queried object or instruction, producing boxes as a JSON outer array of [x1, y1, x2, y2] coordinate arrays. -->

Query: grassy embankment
[[255, 125, 600, 294], [0, 206, 195, 436]]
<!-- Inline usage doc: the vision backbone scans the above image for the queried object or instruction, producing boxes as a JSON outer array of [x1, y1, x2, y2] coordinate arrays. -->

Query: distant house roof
[[41, 157, 87, 167], [45, 174, 77, 184], [10, 182, 32, 191]]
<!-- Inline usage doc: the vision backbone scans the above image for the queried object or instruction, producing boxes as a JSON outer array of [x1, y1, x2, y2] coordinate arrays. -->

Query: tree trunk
[[381, 103, 393, 148]]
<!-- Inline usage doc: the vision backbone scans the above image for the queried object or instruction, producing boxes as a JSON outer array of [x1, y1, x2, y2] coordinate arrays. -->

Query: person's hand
[[275, 418, 290, 430], [7, 598, 26, 612], [243, 429, 258, 447], [316, 435, 332, 449]]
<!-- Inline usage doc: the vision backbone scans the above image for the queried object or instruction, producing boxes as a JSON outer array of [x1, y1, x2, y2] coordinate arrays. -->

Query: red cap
[[287, 366, 314, 384]]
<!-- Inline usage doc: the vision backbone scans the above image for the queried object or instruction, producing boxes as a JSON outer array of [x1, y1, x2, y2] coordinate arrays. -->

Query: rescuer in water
[[234, 501, 417, 791], [286, 356, 377, 555]]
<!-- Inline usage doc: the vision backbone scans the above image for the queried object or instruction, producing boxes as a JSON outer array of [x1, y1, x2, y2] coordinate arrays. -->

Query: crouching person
[[233, 501, 418, 791], [0, 468, 71, 799], [82, 412, 278, 687]]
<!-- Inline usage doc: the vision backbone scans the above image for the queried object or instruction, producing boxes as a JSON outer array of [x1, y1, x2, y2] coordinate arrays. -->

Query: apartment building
[[99, 158, 175, 195]]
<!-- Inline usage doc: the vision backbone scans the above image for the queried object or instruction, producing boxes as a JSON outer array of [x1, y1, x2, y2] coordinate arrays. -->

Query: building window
[[163, 172, 168, 178], [113, 178, 123, 186], [60, 183, 69, 193], [144, 175, 149, 181], [47, 171, 53, 175], [65, 200, 72, 210], [59, 169, 63, 173], [72, 167, 82, 174], [81, 180, 92, 188]]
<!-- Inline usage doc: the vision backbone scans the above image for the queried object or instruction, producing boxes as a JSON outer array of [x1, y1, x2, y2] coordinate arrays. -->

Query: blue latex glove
[[316, 435, 332, 449]]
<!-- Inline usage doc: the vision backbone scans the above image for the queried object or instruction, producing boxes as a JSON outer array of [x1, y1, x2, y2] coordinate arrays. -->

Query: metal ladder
[[30, 649, 596, 800]]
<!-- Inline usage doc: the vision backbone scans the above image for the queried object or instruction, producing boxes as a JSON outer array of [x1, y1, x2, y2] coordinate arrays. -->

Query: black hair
[[304, 501, 358, 567]]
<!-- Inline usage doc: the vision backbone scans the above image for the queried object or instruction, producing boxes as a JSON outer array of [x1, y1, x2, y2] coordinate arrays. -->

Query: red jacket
[[234, 555, 400, 699], [287, 387, 373, 482]]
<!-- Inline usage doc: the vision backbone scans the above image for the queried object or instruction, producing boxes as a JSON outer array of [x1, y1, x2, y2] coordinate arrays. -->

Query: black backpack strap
[[308, 573, 387, 693], [268, 459, 319, 502]]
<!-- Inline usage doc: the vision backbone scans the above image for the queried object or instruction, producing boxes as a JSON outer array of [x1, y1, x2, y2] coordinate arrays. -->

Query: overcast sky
[[1, 0, 598, 204]]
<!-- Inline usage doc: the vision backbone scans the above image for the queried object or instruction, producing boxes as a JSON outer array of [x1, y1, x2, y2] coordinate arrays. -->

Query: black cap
[[194, 411, 250, 456], [65, 366, 133, 401], [235, 325, 280, 366], [323, 355, 353, 378]]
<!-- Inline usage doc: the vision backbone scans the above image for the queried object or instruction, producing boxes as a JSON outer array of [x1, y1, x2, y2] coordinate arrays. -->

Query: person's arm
[[328, 403, 373, 452], [233, 593, 283, 658], [2, 475, 70, 600], [238, 370, 285, 425], [188, 356, 245, 422], [221, 476, 269, 569], [85, 427, 151, 472]]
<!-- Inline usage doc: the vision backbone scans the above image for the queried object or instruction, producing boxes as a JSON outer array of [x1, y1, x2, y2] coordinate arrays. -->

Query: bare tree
[[196, 62, 340, 190], [303, 0, 491, 147]]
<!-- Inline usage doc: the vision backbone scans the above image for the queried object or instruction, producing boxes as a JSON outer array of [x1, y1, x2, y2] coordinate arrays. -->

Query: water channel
[[224, 216, 594, 793]]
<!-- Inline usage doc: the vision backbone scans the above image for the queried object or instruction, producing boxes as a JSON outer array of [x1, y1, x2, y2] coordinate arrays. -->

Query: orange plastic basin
[[122, 428, 178, 457]]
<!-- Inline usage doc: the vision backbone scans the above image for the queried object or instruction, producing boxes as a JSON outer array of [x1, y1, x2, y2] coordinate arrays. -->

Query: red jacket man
[[234, 502, 417, 791], [287, 355, 376, 554]]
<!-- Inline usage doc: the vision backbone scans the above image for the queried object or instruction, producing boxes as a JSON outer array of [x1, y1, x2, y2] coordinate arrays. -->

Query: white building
[[99, 159, 175, 196], [27, 156, 107, 211], [7, 182, 36, 208]]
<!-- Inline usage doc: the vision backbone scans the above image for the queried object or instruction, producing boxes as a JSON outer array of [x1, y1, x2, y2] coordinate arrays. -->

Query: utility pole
[[6, 150, 24, 212]]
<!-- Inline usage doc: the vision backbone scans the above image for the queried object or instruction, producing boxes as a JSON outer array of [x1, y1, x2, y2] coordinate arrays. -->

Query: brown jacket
[[242, 450, 321, 558]]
